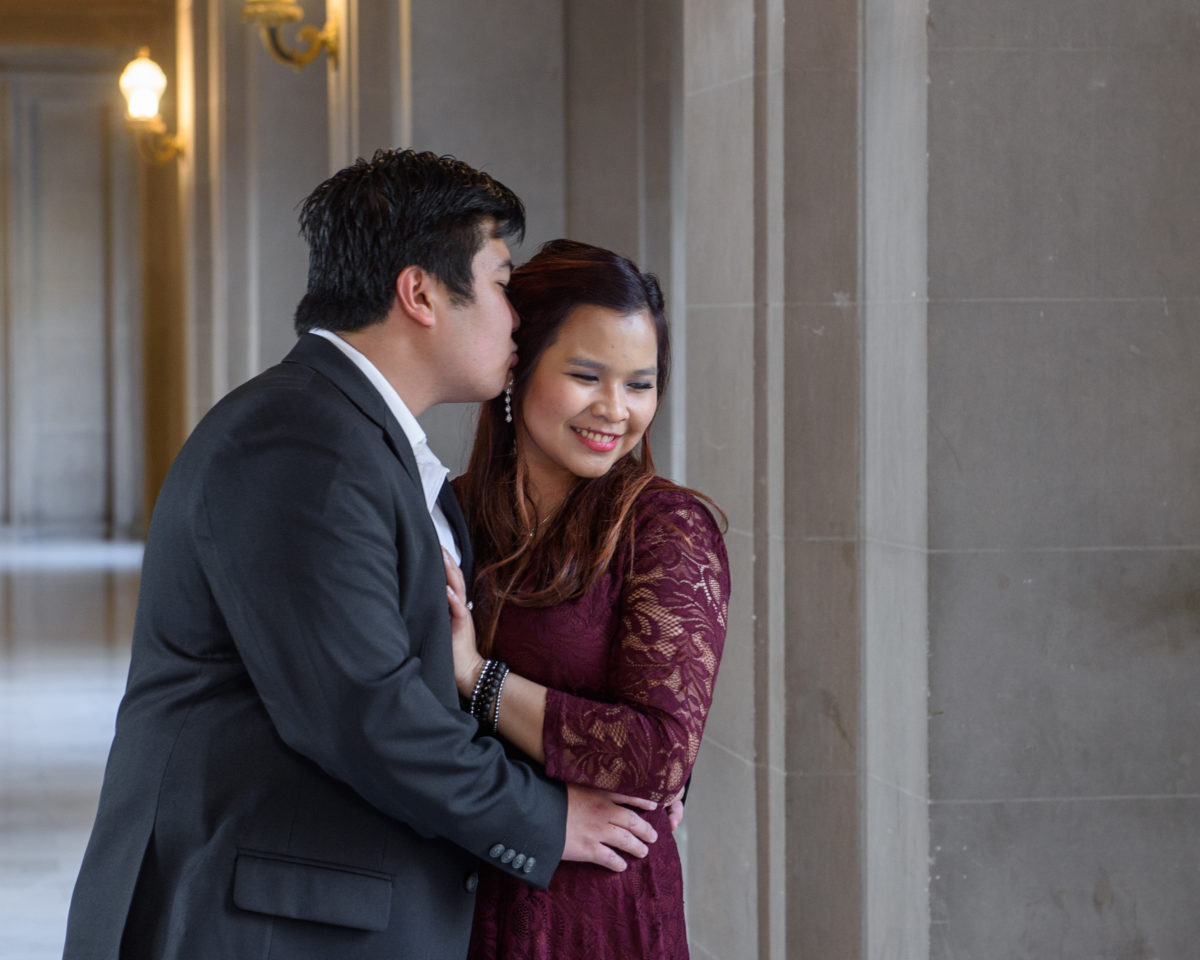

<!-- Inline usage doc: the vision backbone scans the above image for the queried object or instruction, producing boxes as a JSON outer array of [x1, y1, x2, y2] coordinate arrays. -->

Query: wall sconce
[[242, 1, 339, 71], [118, 48, 184, 164]]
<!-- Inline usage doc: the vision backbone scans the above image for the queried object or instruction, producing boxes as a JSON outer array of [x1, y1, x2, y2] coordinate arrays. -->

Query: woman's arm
[[541, 495, 729, 801], [445, 492, 730, 802], [445, 552, 550, 764]]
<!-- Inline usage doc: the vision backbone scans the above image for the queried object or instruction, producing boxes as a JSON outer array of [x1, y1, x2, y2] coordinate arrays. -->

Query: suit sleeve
[[193, 390, 564, 886]]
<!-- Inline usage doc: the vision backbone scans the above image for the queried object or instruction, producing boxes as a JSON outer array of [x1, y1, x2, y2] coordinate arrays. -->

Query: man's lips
[[572, 426, 621, 452]]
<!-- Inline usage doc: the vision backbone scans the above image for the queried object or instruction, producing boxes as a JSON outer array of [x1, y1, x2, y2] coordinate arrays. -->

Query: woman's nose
[[592, 384, 627, 421]]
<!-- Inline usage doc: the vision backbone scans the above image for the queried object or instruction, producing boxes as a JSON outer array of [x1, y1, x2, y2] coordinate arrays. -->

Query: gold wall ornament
[[118, 48, 184, 164], [242, 1, 339, 71]]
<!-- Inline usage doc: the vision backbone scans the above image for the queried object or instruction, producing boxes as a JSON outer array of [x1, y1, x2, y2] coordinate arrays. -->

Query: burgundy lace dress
[[466, 486, 730, 960]]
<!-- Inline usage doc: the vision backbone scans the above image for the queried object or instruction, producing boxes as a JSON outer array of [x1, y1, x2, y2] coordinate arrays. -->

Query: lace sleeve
[[541, 490, 730, 801]]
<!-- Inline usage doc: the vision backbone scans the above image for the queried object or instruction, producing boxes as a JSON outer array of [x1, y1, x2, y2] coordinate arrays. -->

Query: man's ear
[[395, 265, 442, 328]]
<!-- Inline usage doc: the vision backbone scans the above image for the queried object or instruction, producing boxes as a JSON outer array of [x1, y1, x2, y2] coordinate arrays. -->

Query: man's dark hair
[[293, 149, 525, 334]]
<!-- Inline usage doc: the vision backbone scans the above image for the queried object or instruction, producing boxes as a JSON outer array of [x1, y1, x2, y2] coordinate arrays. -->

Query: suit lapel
[[437, 482, 474, 587], [283, 334, 475, 591], [281, 333, 422, 490]]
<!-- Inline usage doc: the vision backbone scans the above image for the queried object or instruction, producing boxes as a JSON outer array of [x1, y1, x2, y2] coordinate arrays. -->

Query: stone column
[[861, 0, 929, 956], [562, 0, 684, 481], [181, 0, 330, 417], [679, 0, 931, 955]]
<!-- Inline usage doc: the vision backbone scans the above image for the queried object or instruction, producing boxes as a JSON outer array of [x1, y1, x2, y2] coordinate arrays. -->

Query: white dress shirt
[[308, 329, 461, 565]]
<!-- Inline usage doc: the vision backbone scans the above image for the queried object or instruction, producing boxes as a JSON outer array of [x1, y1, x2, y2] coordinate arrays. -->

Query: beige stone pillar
[[180, 0, 331, 418], [678, 0, 929, 957]]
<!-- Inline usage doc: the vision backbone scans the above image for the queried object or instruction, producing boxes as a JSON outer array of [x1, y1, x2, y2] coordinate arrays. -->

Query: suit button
[[523, 857, 536, 874], [488, 843, 505, 859], [500, 848, 516, 864], [464, 872, 479, 893], [512, 853, 526, 870]]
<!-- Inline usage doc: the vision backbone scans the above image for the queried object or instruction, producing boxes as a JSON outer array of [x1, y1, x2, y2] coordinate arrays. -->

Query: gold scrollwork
[[127, 117, 185, 165], [242, 2, 339, 71]]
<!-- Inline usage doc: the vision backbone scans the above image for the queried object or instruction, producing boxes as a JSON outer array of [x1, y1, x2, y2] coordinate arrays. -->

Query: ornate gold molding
[[241, 1, 339, 71]]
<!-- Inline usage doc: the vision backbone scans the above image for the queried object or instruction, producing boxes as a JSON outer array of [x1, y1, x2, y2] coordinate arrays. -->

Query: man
[[63, 150, 656, 960]]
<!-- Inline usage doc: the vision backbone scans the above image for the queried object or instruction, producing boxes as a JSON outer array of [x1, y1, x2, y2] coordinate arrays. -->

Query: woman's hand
[[443, 548, 485, 699]]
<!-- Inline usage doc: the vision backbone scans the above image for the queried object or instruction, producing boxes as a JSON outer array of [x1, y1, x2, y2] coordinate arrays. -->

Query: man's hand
[[562, 783, 658, 872], [665, 788, 685, 832]]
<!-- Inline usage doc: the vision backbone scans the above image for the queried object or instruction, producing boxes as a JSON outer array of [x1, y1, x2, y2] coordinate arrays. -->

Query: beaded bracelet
[[490, 664, 511, 733], [470, 660, 495, 725], [469, 659, 492, 712], [470, 659, 509, 730], [468, 660, 491, 723]]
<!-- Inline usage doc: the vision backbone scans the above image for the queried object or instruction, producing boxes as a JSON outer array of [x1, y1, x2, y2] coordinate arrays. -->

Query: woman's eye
[[629, 381, 654, 391], [569, 373, 599, 383]]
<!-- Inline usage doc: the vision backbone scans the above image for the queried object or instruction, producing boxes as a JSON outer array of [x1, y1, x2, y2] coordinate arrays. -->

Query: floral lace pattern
[[468, 486, 730, 960], [542, 489, 729, 802]]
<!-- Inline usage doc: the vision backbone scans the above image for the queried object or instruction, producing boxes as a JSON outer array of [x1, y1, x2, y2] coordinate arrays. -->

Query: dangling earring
[[504, 378, 513, 424]]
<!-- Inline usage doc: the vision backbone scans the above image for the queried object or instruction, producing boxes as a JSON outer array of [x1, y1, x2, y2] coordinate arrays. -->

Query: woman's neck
[[523, 469, 573, 520]]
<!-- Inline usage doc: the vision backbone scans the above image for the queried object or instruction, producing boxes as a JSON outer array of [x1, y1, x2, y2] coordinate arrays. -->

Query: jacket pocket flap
[[233, 851, 392, 932]]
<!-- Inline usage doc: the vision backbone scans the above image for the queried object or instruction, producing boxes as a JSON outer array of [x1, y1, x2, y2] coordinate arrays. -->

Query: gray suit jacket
[[63, 334, 565, 960]]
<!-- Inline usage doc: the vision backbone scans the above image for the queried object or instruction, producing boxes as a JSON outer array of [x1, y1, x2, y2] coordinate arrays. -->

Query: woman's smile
[[571, 426, 623, 451]]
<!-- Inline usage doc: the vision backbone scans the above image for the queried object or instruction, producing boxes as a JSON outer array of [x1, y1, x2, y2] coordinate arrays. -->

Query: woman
[[444, 239, 730, 959]]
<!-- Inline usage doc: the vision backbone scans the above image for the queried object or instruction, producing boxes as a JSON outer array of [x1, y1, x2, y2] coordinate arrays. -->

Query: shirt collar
[[308, 329, 448, 511]]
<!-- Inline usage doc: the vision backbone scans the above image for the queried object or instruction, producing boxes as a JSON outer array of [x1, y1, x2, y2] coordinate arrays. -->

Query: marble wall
[[927, 1, 1200, 955]]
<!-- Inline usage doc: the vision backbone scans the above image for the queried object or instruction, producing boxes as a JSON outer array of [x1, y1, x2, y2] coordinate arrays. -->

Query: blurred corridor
[[0, 542, 140, 960]]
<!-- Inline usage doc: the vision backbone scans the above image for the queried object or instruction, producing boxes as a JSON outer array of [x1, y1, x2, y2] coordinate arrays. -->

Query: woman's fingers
[[441, 547, 467, 600], [445, 585, 468, 619]]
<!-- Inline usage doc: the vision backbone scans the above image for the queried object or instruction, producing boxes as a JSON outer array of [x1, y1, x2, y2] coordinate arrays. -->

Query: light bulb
[[119, 48, 167, 122]]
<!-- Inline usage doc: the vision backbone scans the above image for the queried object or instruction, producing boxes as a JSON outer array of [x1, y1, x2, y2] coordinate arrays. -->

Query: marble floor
[[0, 541, 142, 960]]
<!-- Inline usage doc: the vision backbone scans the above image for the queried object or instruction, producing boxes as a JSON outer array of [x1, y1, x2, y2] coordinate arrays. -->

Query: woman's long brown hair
[[455, 239, 720, 654]]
